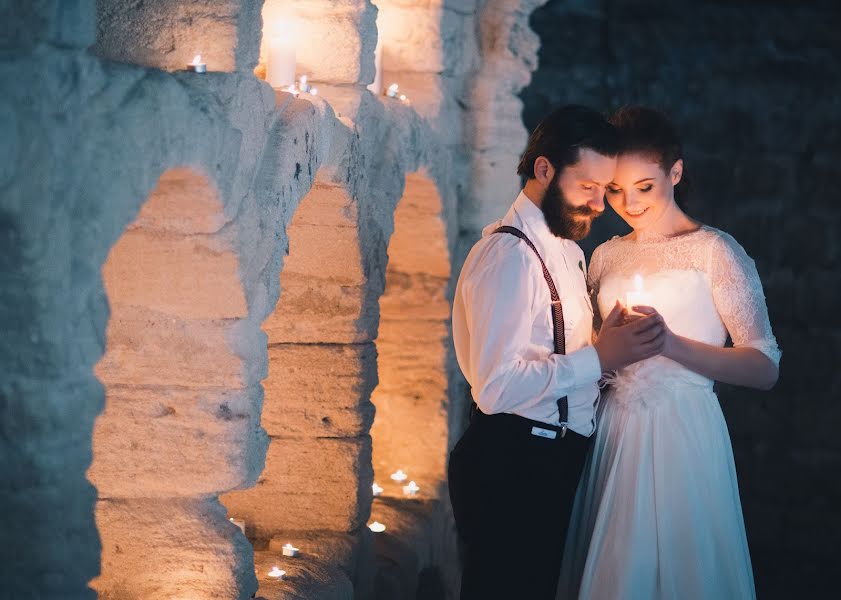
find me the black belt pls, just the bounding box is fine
[470,403,585,442]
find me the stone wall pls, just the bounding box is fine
[521,0,841,597]
[0,1,554,599]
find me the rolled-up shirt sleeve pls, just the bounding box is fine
[460,240,602,416]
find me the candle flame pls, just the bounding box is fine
[633,273,644,291]
[192,54,202,65]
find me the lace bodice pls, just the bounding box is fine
[589,225,781,381]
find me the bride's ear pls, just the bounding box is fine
[670,159,683,186]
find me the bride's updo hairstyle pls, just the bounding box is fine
[609,106,691,210]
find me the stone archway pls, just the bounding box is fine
[89,167,260,600]
[221,179,375,595]
[370,171,451,499]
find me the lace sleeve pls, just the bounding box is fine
[709,231,781,366]
[588,243,605,337]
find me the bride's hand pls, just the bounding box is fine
[631,306,676,358]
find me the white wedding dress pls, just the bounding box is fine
[557,225,781,599]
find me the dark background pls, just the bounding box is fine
[520,0,841,596]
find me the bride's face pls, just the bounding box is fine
[606,153,682,230]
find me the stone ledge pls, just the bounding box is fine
[369,493,459,600]
[252,530,366,600]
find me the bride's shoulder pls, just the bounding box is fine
[700,225,756,266]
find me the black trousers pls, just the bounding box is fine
[448,409,591,600]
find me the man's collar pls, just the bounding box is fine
[513,190,554,244]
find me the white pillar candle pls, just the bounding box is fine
[267,36,296,88]
[625,274,653,314]
[281,543,300,557]
[367,37,383,95]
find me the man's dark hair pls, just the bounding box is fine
[517,105,619,179]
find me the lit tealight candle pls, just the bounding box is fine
[398,93,409,104]
[281,83,300,97]
[625,274,654,314]
[281,543,300,558]
[402,480,420,497]
[187,54,206,74]
[229,517,246,534]
[372,482,384,496]
[267,566,286,579]
[390,469,408,483]
[267,35,296,88]
[385,83,399,98]
[368,521,386,533]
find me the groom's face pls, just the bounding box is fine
[541,148,616,240]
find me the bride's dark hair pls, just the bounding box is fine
[609,106,692,210]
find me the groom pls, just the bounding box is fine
[448,105,666,599]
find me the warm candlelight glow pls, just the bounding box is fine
[368,521,386,533]
[403,480,420,496]
[390,469,408,482]
[625,273,653,314]
[267,34,296,88]
[186,54,206,73]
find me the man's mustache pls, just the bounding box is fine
[566,204,604,218]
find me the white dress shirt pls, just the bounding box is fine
[453,191,603,436]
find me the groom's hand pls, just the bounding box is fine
[600,300,627,330]
[594,302,666,371]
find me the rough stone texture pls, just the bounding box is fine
[93,498,256,599]
[0,0,551,598]
[260,343,378,439]
[93,0,263,73]
[225,436,375,535]
[521,1,841,597]
[259,0,378,85]
[371,171,452,494]
[369,494,459,600]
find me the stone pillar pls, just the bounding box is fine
[89,168,263,599]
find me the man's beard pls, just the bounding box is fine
[540,172,601,240]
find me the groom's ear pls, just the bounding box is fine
[534,156,555,186]
[670,159,683,186]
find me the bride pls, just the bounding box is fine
[558,106,781,599]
